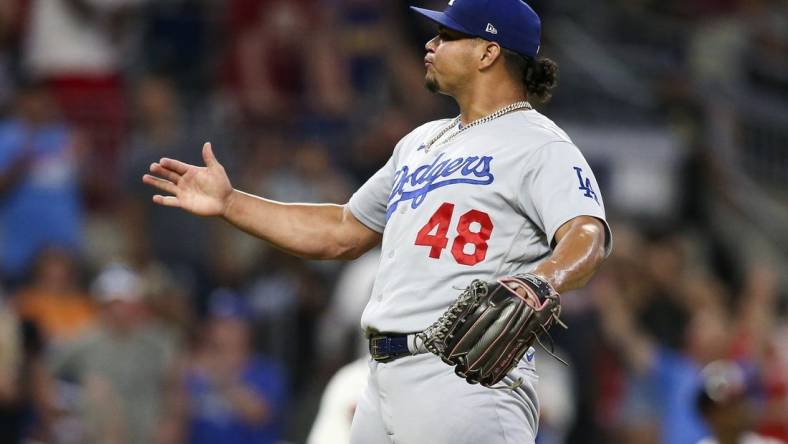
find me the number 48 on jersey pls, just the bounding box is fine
[414,202,493,266]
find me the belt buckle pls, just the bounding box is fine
[370,335,392,363]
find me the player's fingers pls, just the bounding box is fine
[152,195,181,207]
[202,142,219,167]
[159,157,192,175]
[504,280,528,298]
[150,162,181,184]
[142,174,178,196]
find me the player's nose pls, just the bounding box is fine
[425,35,439,52]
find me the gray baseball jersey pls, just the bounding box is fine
[348,109,611,334]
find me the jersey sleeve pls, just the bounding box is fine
[346,153,397,234]
[520,141,612,256]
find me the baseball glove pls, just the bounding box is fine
[416,273,565,389]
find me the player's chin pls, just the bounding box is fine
[424,76,440,93]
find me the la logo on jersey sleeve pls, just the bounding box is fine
[573,167,599,204]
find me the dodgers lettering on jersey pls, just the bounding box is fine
[386,153,494,220]
[348,110,611,334]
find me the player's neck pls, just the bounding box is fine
[454,83,528,125]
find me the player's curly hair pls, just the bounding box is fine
[502,49,559,104]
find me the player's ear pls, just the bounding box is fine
[478,41,502,70]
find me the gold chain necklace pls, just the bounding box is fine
[420,101,533,153]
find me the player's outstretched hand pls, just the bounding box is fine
[142,142,233,217]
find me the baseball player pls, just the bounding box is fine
[143,0,611,442]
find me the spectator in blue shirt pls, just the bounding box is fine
[596,281,739,444]
[0,82,84,283]
[183,290,288,444]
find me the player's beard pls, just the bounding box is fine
[425,76,439,93]
[425,67,449,95]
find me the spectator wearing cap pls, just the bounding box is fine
[48,263,178,444]
[696,361,784,444]
[177,289,288,444]
[594,277,735,443]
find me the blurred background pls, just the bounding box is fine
[0,0,786,443]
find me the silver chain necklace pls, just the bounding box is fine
[419,101,533,153]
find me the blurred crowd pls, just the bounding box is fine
[0,0,786,443]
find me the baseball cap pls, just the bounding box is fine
[91,263,143,303]
[411,0,541,58]
[695,360,750,413]
[208,288,252,321]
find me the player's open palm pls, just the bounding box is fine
[143,143,233,217]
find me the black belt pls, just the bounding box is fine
[369,333,413,363]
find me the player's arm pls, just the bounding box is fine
[221,193,381,260]
[531,215,607,293]
[142,143,382,260]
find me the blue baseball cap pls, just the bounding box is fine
[208,288,252,320]
[411,0,541,58]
